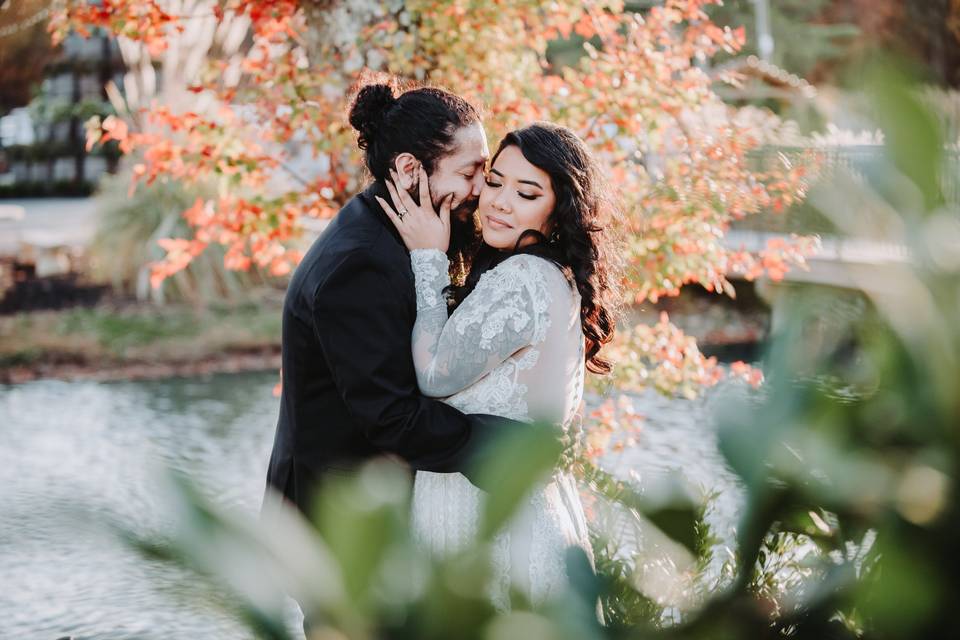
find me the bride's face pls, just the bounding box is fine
[478,145,556,250]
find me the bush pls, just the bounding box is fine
[88,163,281,304]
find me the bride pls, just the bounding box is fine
[376,122,621,610]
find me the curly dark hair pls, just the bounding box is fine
[446,122,624,375]
[348,81,481,181]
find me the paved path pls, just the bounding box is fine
[0,198,99,257]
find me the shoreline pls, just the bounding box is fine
[1,347,281,385]
[1,292,286,385]
[2,282,771,386]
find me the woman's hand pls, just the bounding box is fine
[376,166,453,253]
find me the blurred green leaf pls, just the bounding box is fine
[313,459,414,607]
[863,56,945,213]
[119,469,350,640]
[580,460,701,556]
[475,423,564,540]
[856,536,943,634]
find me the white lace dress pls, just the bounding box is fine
[407,249,594,610]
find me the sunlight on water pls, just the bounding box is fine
[0,372,747,638]
[0,372,302,639]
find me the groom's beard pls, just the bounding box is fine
[450,195,479,222]
[450,192,481,242]
[449,205,480,249]
[446,199,482,279]
[428,190,478,222]
[428,191,480,255]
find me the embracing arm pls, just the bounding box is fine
[313,248,513,478]
[409,250,550,398]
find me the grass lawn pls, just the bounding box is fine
[0,290,284,382]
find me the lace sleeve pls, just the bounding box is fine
[409,250,552,398]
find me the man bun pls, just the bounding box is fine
[347,80,480,182]
[348,83,397,150]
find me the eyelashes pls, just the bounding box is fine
[485,179,539,200]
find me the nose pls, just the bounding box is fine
[470,171,484,197]
[491,188,510,213]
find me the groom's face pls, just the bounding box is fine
[426,122,489,220]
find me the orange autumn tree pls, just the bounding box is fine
[52,0,819,409]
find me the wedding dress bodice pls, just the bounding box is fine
[408,249,593,610]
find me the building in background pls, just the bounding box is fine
[0,27,125,197]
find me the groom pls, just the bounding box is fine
[264,83,519,519]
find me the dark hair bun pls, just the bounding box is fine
[349,83,396,148]
[347,82,479,181]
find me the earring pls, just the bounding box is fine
[550,228,561,243]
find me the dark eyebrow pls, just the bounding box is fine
[490,168,543,189]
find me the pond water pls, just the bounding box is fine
[0,371,745,639]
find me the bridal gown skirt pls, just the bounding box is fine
[411,469,594,610]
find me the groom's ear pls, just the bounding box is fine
[392,153,421,192]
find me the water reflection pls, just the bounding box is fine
[0,372,294,639]
[0,371,744,639]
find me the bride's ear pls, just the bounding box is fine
[392,153,421,192]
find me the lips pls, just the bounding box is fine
[486,214,513,229]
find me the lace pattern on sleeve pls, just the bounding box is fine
[410,248,450,311]
[409,253,553,398]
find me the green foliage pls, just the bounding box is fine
[131,425,610,640]
[706,0,860,78]
[0,296,282,369]
[473,423,564,539]
[90,165,276,304]
[703,57,960,639]
[58,305,204,351]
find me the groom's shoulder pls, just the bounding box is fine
[290,191,400,292]
[303,193,386,258]
[324,192,387,249]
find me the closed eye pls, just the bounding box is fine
[518,193,539,201]
[485,179,502,188]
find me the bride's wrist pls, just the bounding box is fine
[410,249,450,310]
[410,247,448,260]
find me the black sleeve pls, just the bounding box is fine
[313,250,514,485]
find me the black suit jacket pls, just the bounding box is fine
[265,182,516,516]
